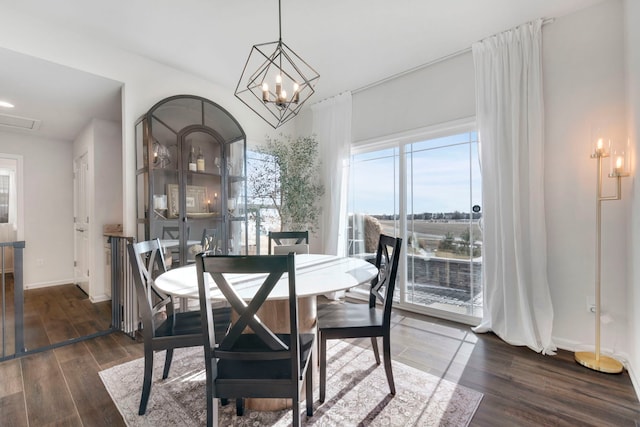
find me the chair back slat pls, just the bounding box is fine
[210,270,288,351]
[268,231,309,254]
[369,235,402,321]
[127,239,173,336]
[273,243,309,255]
[196,254,298,362]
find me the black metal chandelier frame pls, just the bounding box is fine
[234,0,320,129]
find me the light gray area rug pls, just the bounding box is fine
[100,340,482,426]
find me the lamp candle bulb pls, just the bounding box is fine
[262,83,269,102]
[596,138,604,155]
[615,156,623,174]
[275,74,282,98]
[293,83,299,103]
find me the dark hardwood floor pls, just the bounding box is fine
[1,289,639,426]
[1,280,112,355]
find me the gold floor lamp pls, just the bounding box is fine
[574,136,628,374]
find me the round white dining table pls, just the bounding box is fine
[154,253,378,302]
[154,253,378,411]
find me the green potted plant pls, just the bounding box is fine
[248,134,324,233]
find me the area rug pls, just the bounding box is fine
[99,340,482,426]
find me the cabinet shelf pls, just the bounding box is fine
[184,170,222,178]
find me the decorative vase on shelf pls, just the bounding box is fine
[197,147,205,172]
[188,145,197,172]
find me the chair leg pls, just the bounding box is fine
[292,391,301,427]
[162,348,174,379]
[220,398,228,406]
[383,334,395,395]
[306,358,313,416]
[236,398,244,416]
[319,334,327,403]
[371,336,381,365]
[139,349,154,415]
[205,359,214,427]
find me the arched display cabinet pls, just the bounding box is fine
[135,95,247,266]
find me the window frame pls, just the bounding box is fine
[348,117,481,326]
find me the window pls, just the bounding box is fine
[348,123,482,322]
[246,150,281,254]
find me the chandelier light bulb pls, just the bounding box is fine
[293,83,300,103]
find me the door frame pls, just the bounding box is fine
[0,154,24,241]
[73,151,90,294]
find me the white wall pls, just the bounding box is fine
[624,0,640,390]
[544,0,628,357]
[0,130,74,287]
[352,51,475,142]
[0,6,276,239]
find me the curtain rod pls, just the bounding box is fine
[351,17,555,95]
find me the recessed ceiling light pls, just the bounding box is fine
[0,101,15,108]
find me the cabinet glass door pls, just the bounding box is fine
[181,130,223,263]
[136,95,248,267]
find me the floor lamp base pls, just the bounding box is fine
[575,351,623,374]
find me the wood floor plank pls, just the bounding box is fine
[0,392,29,427]
[23,313,50,350]
[43,319,81,343]
[80,333,130,368]
[21,351,80,426]
[57,346,126,427]
[0,358,23,398]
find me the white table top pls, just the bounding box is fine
[154,253,378,301]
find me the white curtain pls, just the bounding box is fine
[472,19,556,355]
[311,92,352,256]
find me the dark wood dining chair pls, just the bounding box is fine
[268,231,309,254]
[317,234,402,402]
[200,228,218,253]
[196,253,315,427]
[127,238,231,416]
[161,225,190,266]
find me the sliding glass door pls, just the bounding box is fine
[348,124,482,322]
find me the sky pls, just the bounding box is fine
[349,133,481,215]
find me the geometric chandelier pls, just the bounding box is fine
[234,0,320,129]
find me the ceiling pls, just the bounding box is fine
[0,0,604,140]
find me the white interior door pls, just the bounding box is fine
[73,153,90,295]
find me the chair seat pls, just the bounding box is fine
[318,302,384,333]
[217,333,315,380]
[155,307,232,342]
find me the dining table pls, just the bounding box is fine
[154,253,378,411]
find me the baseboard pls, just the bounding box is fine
[24,278,76,289]
[90,293,111,303]
[627,362,640,402]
